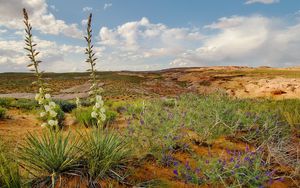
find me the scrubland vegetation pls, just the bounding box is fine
[0,9,299,188]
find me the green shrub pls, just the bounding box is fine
[0,98,13,108]
[10,99,38,110]
[0,107,6,120]
[80,129,131,183]
[174,150,270,187]
[73,107,97,128]
[18,131,82,187]
[73,107,117,127]
[53,99,76,113]
[105,110,117,125]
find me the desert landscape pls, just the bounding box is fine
[0,66,300,187]
[1,1,300,188]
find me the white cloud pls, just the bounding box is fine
[171,15,300,67]
[83,7,93,12]
[0,29,7,35]
[0,37,84,72]
[0,0,82,39]
[104,3,112,10]
[99,17,204,56]
[245,0,279,4]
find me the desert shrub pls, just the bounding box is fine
[125,100,145,117]
[79,99,93,107]
[10,99,38,111]
[162,98,177,108]
[53,99,76,113]
[126,98,189,161]
[173,149,272,187]
[18,131,82,187]
[110,101,127,113]
[0,141,23,188]
[0,98,13,108]
[279,100,300,131]
[80,129,131,184]
[0,107,6,120]
[105,110,117,125]
[73,107,97,127]
[73,107,117,127]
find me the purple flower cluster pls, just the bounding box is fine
[172,146,278,186]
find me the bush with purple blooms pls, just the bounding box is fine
[173,148,275,187]
[125,98,189,164]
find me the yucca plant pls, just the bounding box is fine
[18,130,83,188]
[84,13,106,127]
[0,141,23,188]
[0,155,23,188]
[23,8,62,129]
[80,128,131,185]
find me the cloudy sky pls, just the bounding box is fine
[0,0,300,72]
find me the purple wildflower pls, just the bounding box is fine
[140,119,145,125]
[173,170,179,176]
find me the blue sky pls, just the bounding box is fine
[0,0,300,72]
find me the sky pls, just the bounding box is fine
[0,0,300,72]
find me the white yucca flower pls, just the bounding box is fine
[40,112,46,117]
[49,101,56,108]
[45,94,51,99]
[76,97,81,108]
[48,120,58,127]
[95,102,101,108]
[44,105,51,112]
[35,93,40,101]
[49,110,57,118]
[91,111,98,118]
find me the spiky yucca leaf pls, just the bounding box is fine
[18,131,83,187]
[80,129,131,182]
[0,141,23,188]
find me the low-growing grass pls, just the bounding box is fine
[126,93,296,164]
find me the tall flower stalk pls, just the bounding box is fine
[23,8,59,129]
[85,13,106,126]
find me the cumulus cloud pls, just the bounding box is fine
[104,3,112,10]
[245,0,279,4]
[99,17,204,57]
[0,0,82,39]
[171,15,300,67]
[0,37,84,72]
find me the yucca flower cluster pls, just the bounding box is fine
[35,88,59,128]
[76,97,81,108]
[23,8,59,129]
[91,95,106,124]
[85,13,106,125]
